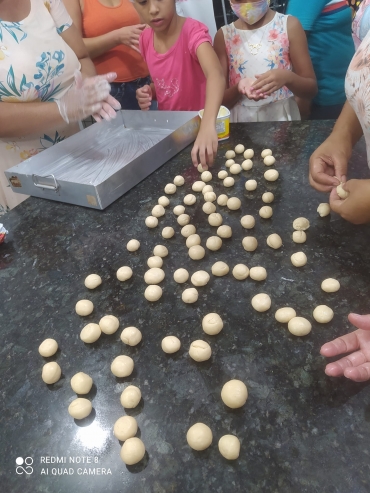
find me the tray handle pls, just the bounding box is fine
[32,174,59,192]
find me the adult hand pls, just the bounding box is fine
[91,72,121,122]
[321,314,370,382]
[238,77,266,101]
[251,69,289,96]
[191,122,218,168]
[309,137,349,192]
[116,24,146,54]
[329,179,370,224]
[136,84,152,110]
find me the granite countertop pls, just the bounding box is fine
[1,121,370,493]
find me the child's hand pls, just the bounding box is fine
[191,122,218,168]
[329,179,370,224]
[238,78,267,101]
[136,84,152,111]
[251,69,290,96]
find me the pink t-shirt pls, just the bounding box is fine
[139,18,212,111]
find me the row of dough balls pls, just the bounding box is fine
[173,265,267,286]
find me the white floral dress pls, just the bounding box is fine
[0,0,80,209]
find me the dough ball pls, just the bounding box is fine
[313,305,334,323]
[321,278,340,293]
[251,293,271,312]
[38,338,58,357]
[153,245,168,257]
[173,205,185,216]
[183,194,196,206]
[206,236,222,251]
[250,266,267,281]
[177,213,190,226]
[223,177,235,187]
[218,170,228,179]
[204,191,216,203]
[202,313,223,335]
[42,362,61,384]
[291,251,307,267]
[230,163,242,175]
[235,144,245,154]
[242,236,258,251]
[192,180,206,192]
[264,155,276,166]
[145,216,158,228]
[217,194,229,206]
[189,340,212,361]
[164,183,177,194]
[197,163,208,173]
[232,264,249,280]
[173,268,189,283]
[120,385,141,408]
[188,245,205,260]
[158,196,170,207]
[127,239,140,252]
[264,169,279,181]
[211,261,229,277]
[181,224,196,238]
[242,159,253,171]
[80,323,101,343]
[117,266,133,281]
[68,398,92,420]
[243,148,254,159]
[262,192,274,203]
[275,307,296,323]
[191,270,210,287]
[288,317,312,336]
[259,205,273,218]
[120,437,145,465]
[208,213,223,227]
[267,233,282,249]
[221,380,248,408]
[162,226,175,239]
[111,355,134,377]
[245,179,257,191]
[225,150,236,159]
[227,197,241,210]
[202,202,216,214]
[317,203,330,217]
[201,171,212,183]
[75,300,94,316]
[261,148,272,158]
[120,326,142,346]
[161,336,181,354]
[240,215,255,229]
[144,285,163,301]
[70,372,93,394]
[84,274,102,290]
[114,416,138,441]
[182,287,199,303]
[217,225,232,238]
[293,217,310,231]
[173,175,185,186]
[99,315,119,334]
[337,182,349,199]
[187,423,213,451]
[151,205,165,218]
[218,435,240,460]
[186,234,201,248]
[225,159,234,168]
[292,230,306,244]
[202,185,213,195]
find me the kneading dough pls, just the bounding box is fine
[208,213,223,227]
[261,149,272,158]
[218,170,228,179]
[192,181,206,192]
[235,144,245,154]
[251,293,271,312]
[259,205,273,218]
[144,285,163,301]
[99,315,119,334]
[321,278,340,293]
[217,194,229,206]
[245,179,257,191]
[182,288,199,303]
[187,423,213,451]
[227,197,241,210]
[250,266,267,281]
[292,231,306,244]
[225,150,236,159]
[117,266,133,281]
[147,254,163,267]
[264,169,279,181]
[173,205,185,216]
[145,216,158,228]
[317,203,330,217]
[201,171,212,182]
[181,224,196,238]
[230,163,242,175]
[114,416,138,441]
[75,300,94,316]
[189,340,212,361]
[232,264,249,280]
[120,437,145,465]
[202,202,216,214]
[144,268,165,284]
[184,194,196,206]
[291,251,307,267]
[206,236,222,251]
[293,217,310,231]
[68,398,92,420]
[173,175,185,186]
[267,233,282,249]
[212,261,229,276]
[288,317,312,336]
[217,225,232,238]
[223,177,235,187]
[337,182,349,199]
[161,336,181,354]
[218,435,240,460]
[188,245,205,260]
[242,236,258,251]
[221,380,248,408]
[84,274,102,289]
[275,307,296,323]
[202,313,223,335]
[264,155,275,166]
[120,385,141,408]
[177,213,190,226]
[191,270,210,287]
[80,323,101,343]
[244,148,254,159]
[202,185,213,195]
[151,205,165,218]
[127,239,140,252]
[153,245,168,257]
[242,159,253,171]
[162,226,175,239]
[70,372,93,394]
[158,196,170,207]
[120,326,142,346]
[186,234,201,248]
[39,338,58,357]
[165,183,177,194]
[111,355,134,377]
[42,362,61,384]
[173,268,189,283]
[241,215,255,229]
[204,191,216,203]
[313,305,334,323]
[262,192,274,203]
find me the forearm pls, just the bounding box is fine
[202,71,226,127]
[330,101,363,153]
[80,56,96,78]
[83,32,120,60]
[222,84,242,110]
[285,71,317,99]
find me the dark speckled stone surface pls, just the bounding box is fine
[1,121,370,493]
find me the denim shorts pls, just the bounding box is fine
[110,76,155,110]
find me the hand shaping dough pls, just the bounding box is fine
[235,144,245,154]
[242,236,258,251]
[192,181,206,192]
[321,278,340,293]
[127,239,140,252]
[261,149,272,158]
[153,245,168,257]
[201,171,212,183]
[202,313,223,335]
[250,266,267,281]
[218,435,240,460]
[264,169,279,181]
[337,182,349,199]
[291,252,307,267]
[173,268,189,283]
[75,300,94,316]
[204,192,216,203]
[217,225,232,238]
[111,355,134,377]
[70,372,93,394]
[162,226,175,239]
[288,317,312,336]
[223,177,235,187]
[317,203,331,217]
[221,380,248,408]
[275,307,296,323]
[245,179,257,191]
[186,234,201,248]
[161,336,181,354]
[42,362,61,384]
[189,340,212,361]
[251,293,271,312]
[217,194,229,206]
[293,217,310,231]
[145,216,158,228]
[68,398,92,420]
[181,224,196,238]
[227,197,241,210]
[313,305,334,323]
[173,205,185,216]
[99,315,119,334]
[84,274,102,289]
[144,285,163,301]
[164,183,177,194]
[211,261,229,276]
[182,288,199,303]
[184,194,196,206]
[244,148,254,159]
[206,236,222,251]
[208,213,223,227]
[120,437,145,465]
[120,385,141,408]
[267,233,282,249]
[292,231,306,244]
[225,159,235,168]
[230,163,242,175]
[225,150,236,159]
[151,205,165,218]
[147,254,164,268]
[240,215,255,229]
[232,264,249,280]
[262,192,274,203]
[120,326,142,346]
[259,206,273,218]
[218,170,228,179]
[158,196,170,207]
[203,202,216,214]
[197,163,208,172]
[173,175,185,186]
[177,213,190,226]
[191,270,210,287]
[242,159,253,170]
[188,245,205,260]
[117,266,133,281]
[39,338,58,357]
[187,423,213,451]
[80,323,101,343]
[114,416,138,441]
[263,155,275,166]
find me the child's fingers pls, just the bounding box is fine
[251,76,269,90]
[206,144,214,166]
[191,144,199,167]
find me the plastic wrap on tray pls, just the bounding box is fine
[0,223,8,244]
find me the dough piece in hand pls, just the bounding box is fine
[153,245,168,257]
[263,155,275,166]
[211,261,229,276]
[235,144,245,154]
[202,313,223,335]
[120,437,145,465]
[261,149,272,158]
[321,278,340,293]
[187,423,213,451]
[173,268,189,283]
[75,300,94,316]
[127,239,140,252]
[99,315,119,334]
[165,183,177,194]
[241,215,255,229]
[337,182,349,199]
[245,179,257,191]
[230,163,242,175]
[111,355,134,377]
[114,416,138,441]
[191,270,210,287]
[291,252,307,267]
[186,234,201,248]
[173,205,185,216]
[151,205,165,218]
[251,293,271,312]
[317,203,331,217]
[249,266,267,281]
[264,169,279,181]
[188,245,205,260]
[217,225,232,238]
[117,266,133,281]
[84,274,102,289]
[313,305,334,323]
[120,385,141,408]
[181,224,196,238]
[162,226,175,239]
[262,192,274,203]
[182,288,199,303]
[201,171,212,182]
[80,323,101,343]
[144,285,163,301]
[218,170,228,179]
[158,196,170,207]
[144,267,165,284]
[223,177,235,187]
[218,435,240,460]
[267,233,282,249]
[189,340,211,361]
[244,148,254,159]
[217,194,229,206]
[288,317,311,336]
[202,185,213,195]
[227,197,241,210]
[221,380,248,408]
[39,338,58,357]
[184,194,196,206]
[275,307,296,323]
[197,163,208,172]
[177,213,190,226]
[120,326,142,346]
[208,213,223,227]
[173,175,185,186]
[242,236,258,251]
[145,216,158,228]
[203,202,216,214]
[192,181,206,192]
[206,236,222,251]
[70,372,93,394]
[259,205,273,218]
[42,362,61,384]
[161,336,181,354]
[225,150,236,159]
[242,159,253,170]
[68,398,92,420]
[204,191,216,203]
[225,159,235,167]
[232,264,249,280]
[292,231,306,244]
[293,217,310,231]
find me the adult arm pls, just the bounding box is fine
[285,0,328,31]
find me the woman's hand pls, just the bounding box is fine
[191,122,218,168]
[91,72,121,122]
[251,69,290,96]
[329,179,370,224]
[309,137,349,192]
[238,77,267,101]
[136,84,152,110]
[116,24,146,53]
[321,314,370,382]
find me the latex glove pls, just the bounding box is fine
[309,137,348,192]
[238,77,267,102]
[116,24,146,54]
[91,72,121,122]
[136,84,152,110]
[191,121,218,168]
[329,179,370,224]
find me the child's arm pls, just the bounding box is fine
[136,82,156,110]
[191,42,226,167]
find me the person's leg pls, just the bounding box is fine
[109,82,126,108]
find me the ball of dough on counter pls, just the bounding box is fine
[337,182,349,199]
[80,323,101,343]
[235,144,245,154]
[197,163,208,173]
[158,196,170,207]
[227,197,241,210]
[230,163,242,175]
[75,300,94,316]
[317,203,331,217]
[70,372,93,394]
[217,194,229,206]
[39,338,58,357]
[120,437,145,465]
[259,206,273,219]
[114,416,138,441]
[291,251,307,267]
[204,191,217,203]
[264,155,275,166]
[188,245,205,260]
[186,234,201,248]
[68,398,92,420]
[262,192,274,203]
[153,245,168,257]
[151,205,165,218]
[120,385,141,408]
[267,233,282,249]
[321,278,340,293]
[264,169,279,181]
[42,362,61,384]
[208,213,223,227]
[225,160,235,168]
[177,213,190,226]
[189,340,212,361]
[202,185,213,195]
[162,226,175,239]
[250,266,267,281]
[223,177,235,187]
[173,268,189,283]
[313,305,334,323]
[111,355,134,377]
[242,236,258,251]
[245,179,257,191]
[288,317,312,336]
[201,171,212,182]
[206,236,222,251]
[161,336,181,354]
[275,307,296,323]
[173,205,185,216]
[145,216,158,228]
[211,261,229,276]
[99,315,119,334]
[217,225,232,239]
[191,270,210,287]
[225,150,236,159]
[293,217,310,231]
[244,148,254,159]
[144,285,163,301]
[202,313,223,335]
[218,435,240,460]
[173,175,185,186]
[182,287,199,303]
[221,380,248,408]
[232,264,249,280]
[251,293,271,312]
[218,170,228,179]
[181,224,196,238]
[240,215,255,229]
[164,183,177,194]
[84,274,102,290]
[144,267,165,284]
[292,230,306,244]
[120,326,142,346]
[184,194,196,206]
[187,423,213,451]
[202,202,216,214]
[242,159,253,171]
[117,266,133,281]
[261,149,272,158]
[192,181,206,192]
[127,239,140,252]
